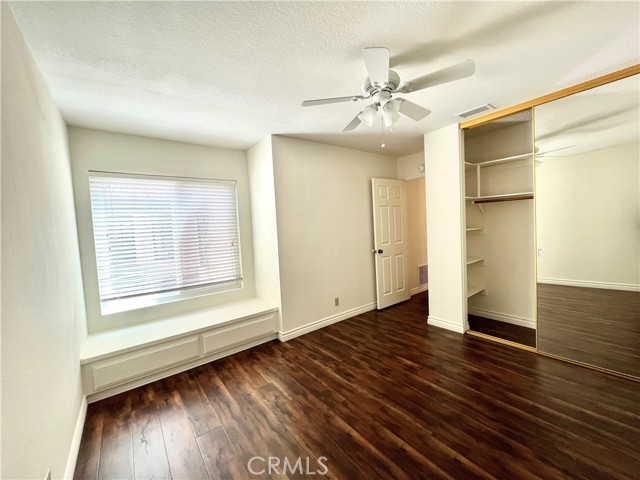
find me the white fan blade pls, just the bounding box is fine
[398,99,431,121]
[302,95,366,107]
[342,114,362,132]
[363,47,390,86]
[397,59,475,94]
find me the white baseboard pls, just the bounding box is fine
[468,307,535,329]
[410,284,428,295]
[278,302,376,342]
[537,277,640,292]
[427,315,466,334]
[64,396,88,479]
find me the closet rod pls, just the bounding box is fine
[473,194,534,204]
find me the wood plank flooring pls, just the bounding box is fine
[468,315,537,347]
[537,283,640,378]
[75,292,640,479]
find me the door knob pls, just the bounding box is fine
[377,249,383,254]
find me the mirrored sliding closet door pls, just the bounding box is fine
[534,74,640,378]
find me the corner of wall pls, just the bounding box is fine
[2,5,87,478]
[247,136,283,330]
[63,396,88,479]
[397,151,426,181]
[423,125,467,333]
[269,137,397,335]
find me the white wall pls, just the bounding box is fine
[397,151,425,181]
[271,136,397,337]
[397,152,428,293]
[1,5,87,479]
[536,142,640,289]
[247,137,282,320]
[424,125,467,333]
[68,127,257,333]
[404,176,428,292]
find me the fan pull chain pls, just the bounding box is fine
[380,118,386,149]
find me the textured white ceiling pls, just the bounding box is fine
[535,73,640,159]
[8,1,640,157]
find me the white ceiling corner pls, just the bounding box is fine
[8,1,640,157]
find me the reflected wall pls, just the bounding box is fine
[534,74,640,378]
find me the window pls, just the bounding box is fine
[89,172,242,314]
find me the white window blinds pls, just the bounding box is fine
[89,172,242,308]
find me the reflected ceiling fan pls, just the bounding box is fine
[301,47,475,132]
[534,145,576,165]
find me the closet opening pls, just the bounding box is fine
[463,109,537,349]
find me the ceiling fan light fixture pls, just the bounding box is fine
[358,104,377,127]
[381,99,400,128]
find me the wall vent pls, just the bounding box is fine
[456,104,495,119]
[418,264,428,286]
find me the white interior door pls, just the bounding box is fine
[372,178,410,309]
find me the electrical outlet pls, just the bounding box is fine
[334,297,340,306]
[44,469,51,480]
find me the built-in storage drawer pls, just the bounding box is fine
[91,336,200,391]
[202,313,276,355]
[82,307,279,401]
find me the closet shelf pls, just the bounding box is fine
[465,152,532,168]
[467,192,534,204]
[466,256,484,265]
[467,285,486,298]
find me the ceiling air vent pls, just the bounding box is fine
[456,104,495,119]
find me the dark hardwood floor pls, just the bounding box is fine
[75,292,640,479]
[468,315,537,347]
[537,283,640,378]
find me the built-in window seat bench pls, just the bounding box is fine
[80,298,279,402]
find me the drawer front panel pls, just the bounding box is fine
[202,314,275,355]
[92,336,200,390]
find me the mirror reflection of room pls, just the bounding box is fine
[535,74,640,377]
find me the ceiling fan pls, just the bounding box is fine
[534,145,576,166]
[301,47,475,132]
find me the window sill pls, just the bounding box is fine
[100,281,242,315]
[81,297,278,364]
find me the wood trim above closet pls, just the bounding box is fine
[460,63,640,129]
